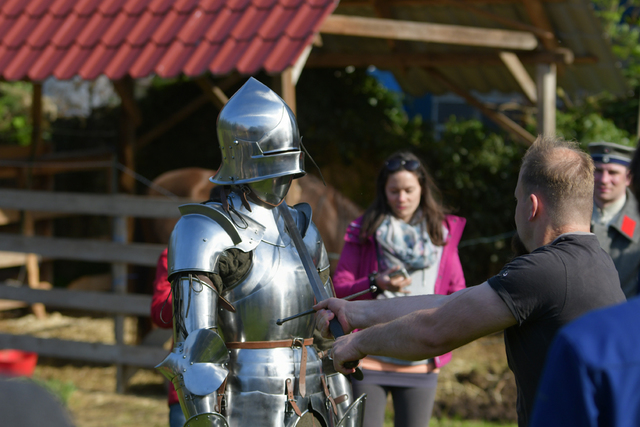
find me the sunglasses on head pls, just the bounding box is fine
[385,159,420,172]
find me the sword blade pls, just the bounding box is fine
[278,203,329,303]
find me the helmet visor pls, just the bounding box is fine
[248,176,293,206]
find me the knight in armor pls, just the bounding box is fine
[156,77,366,427]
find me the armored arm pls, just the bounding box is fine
[157,203,261,426]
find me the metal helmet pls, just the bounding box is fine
[210,77,305,186]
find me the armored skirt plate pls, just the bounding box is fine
[224,346,328,427]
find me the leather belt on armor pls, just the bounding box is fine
[226,338,314,400]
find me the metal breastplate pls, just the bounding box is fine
[218,241,317,342]
[217,197,328,342]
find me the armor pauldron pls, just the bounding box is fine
[168,203,265,277]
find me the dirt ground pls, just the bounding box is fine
[0,311,517,426]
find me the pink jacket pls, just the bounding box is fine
[150,248,179,406]
[332,214,466,368]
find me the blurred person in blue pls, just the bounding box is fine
[589,141,640,298]
[530,140,640,427]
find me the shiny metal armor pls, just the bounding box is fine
[157,192,365,427]
[211,77,305,186]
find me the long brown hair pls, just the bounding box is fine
[360,151,448,245]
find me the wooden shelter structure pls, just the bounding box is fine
[0,0,628,150]
[0,0,628,391]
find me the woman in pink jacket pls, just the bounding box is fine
[332,151,466,427]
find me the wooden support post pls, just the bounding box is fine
[110,150,130,393]
[500,52,537,104]
[112,215,128,394]
[114,77,138,195]
[279,68,297,115]
[23,211,46,319]
[194,76,230,110]
[292,45,313,86]
[426,68,535,146]
[25,82,47,319]
[536,63,557,137]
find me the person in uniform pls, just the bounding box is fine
[589,141,639,298]
[156,77,365,427]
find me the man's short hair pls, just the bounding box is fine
[520,135,594,225]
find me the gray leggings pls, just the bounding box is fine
[351,380,438,427]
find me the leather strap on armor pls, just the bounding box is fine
[321,375,338,416]
[286,378,302,416]
[227,338,313,399]
[334,394,348,405]
[196,274,236,313]
[294,338,308,397]
[215,377,228,413]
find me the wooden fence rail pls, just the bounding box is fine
[0,188,186,217]
[0,234,165,266]
[0,284,153,316]
[0,188,184,390]
[0,283,170,368]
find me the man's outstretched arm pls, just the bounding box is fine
[316,282,517,375]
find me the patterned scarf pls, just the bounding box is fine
[375,213,438,272]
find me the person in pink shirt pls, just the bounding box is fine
[150,248,185,427]
[332,151,466,427]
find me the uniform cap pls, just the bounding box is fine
[588,142,635,167]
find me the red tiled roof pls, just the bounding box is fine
[0,0,337,81]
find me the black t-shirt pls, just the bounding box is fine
[488,233,625,426]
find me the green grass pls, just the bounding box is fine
[383,407,517,427]
[383,418,517,427]
[31,377,77,405]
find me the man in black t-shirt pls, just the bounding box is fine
[315,136,626,427]
[488,233,623,423]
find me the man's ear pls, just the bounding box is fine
[626,169,632,187]
[529,194,539,221]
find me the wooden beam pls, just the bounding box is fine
[27,82,46,319]
[116,76,137,194]
[137,94,209,150]
[113,78,142,127]
[0,284,153,317]
[500,51,537,103]
[194,76,230,110]
[536,63,557,136]
[138,74,243,150]
[0,251,39,268]
[292,44,314,85]
[320,15,539,50]
[450,0,554,40]
[280,68,297,114]
[0,333,168,368]
[23,211,46,319]
[306,51,583,68]
[0,189,186,218]
[522,0,557,50]
[426,68,535,146]
[0,234,165,267]
[340,0,565,5]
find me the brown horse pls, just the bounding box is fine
[142,167,363,272]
